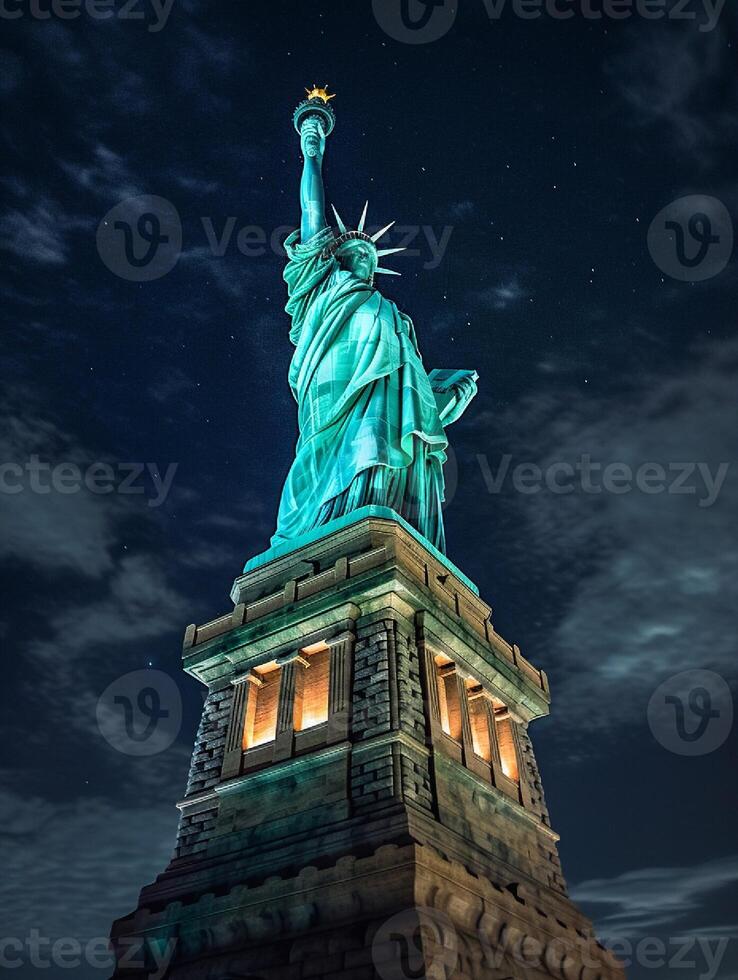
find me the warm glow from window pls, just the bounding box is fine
[467,684,492,762]
[296,645,330,731]
[244,666,281,749]
[435,655,462,741]
[495,711,519,782]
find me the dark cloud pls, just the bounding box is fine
[147,367,198,404]
[466,339,738,739]
[0,48,24,96]
[475,278,529,311]
[0,785,183,945]
[0,388,127,575]
[606,22,738,167]
[572,855,738,938]
[450,200,475,219]
[0,198,84,267]
[59,143,141,200]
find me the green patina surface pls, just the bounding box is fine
[262,95,478,560]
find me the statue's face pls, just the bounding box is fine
[337,241,377,282]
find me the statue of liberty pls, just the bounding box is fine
[272,87,478,556]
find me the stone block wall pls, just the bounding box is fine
[112,843,624,980]
[174,684,232,860]
[398,741,434,813]
[349,609,433,817]
[518,723,552,829]
[351,615,395,741]
[517,723,567,894]
[175,805,219,861]
[394,619,426,744]
[183,685,233,795]
[350,741,396,811]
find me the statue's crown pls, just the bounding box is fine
[323,202,406,277]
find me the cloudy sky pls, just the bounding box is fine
[1,1,736,977]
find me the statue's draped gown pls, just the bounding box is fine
[272,226,449,553]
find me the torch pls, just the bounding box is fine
[293,85,337,156]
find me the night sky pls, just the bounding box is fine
[2,1,737,977]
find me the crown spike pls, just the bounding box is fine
[376,247,406,258]
[375,267,402,276]
[370,221,395,243]
[357,201,369,234]
[331,205,348,234]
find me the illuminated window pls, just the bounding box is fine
[495,709,519,783]
[435,656,462,741]
[244,665,281,749]
[296,643,330,731]
[467,683,492,762]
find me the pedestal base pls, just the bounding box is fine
[110,516,623,980]
[244,505,479,597]
[112,842,622,979]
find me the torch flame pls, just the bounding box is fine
[305,84,336,104]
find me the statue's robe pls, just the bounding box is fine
[272,226,449,552]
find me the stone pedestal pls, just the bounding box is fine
[109,513,624,980]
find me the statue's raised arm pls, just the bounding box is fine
[275,86,478,558]
[299,117,327,241]
[294,86,336,242]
